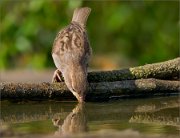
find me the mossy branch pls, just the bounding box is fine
[87,57,179,82]
[0,79,179,101]
[0,58,179,101]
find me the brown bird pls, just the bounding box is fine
[52,7,92,102]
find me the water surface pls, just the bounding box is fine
[1,96,179,137]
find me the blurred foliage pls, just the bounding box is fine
[0,0,179,69]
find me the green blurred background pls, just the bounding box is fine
[0,0,179,70]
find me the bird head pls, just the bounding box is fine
[63,65,88,103]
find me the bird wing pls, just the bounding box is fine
[52,24,91,70]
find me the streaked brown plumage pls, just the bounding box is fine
[52,7,92,102]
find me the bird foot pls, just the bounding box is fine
[52,69,64,83]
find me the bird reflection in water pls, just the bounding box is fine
[52,104,87,137]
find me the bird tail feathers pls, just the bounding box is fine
[72,7,91,26]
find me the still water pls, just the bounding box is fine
[1,96,179,138]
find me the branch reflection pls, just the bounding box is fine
[129,98,180,127]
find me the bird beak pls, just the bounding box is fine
[72,92,85,103]
[78,96,85,103]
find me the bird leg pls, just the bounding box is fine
[52,69,64,83]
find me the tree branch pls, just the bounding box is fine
[1,79,179,101]
[0,58,179,101]
[87,57,179,82]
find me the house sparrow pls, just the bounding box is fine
[52,7,92,102]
